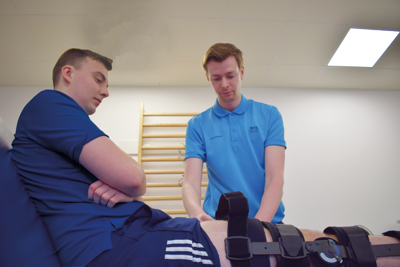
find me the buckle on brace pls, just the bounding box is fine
[279,236,307,260]
[225,236,253,261]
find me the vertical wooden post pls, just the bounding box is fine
[137,102,144,165]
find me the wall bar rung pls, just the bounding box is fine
[142,157,184,162]
[164,210,188,214]
[143,123,187,127]
[143,134,186,138]
[145,170,207,174]
[142,145,185,150]
[147,182,208,187]
[144,113,198,116]
[143,195,205,201]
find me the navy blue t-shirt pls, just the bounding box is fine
[12,90,144,266]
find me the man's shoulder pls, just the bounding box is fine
[190,106,214,121]
[19,90,89,131]
[246,98,278,113]
[27,89,72,107]
[247,98,272,107]
[35,89,72,100]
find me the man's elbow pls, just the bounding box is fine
[127,170,146,196]
[132,183,146,197]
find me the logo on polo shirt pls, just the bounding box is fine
[210,135,222,140]
[249,126,259,134]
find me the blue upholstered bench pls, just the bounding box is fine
[0,117,62,266]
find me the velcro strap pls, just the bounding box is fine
[325,226,377,267]
[215,191,248,220]
[215,192,249,238]
[324,226,357,267]
[276,224,307,259]
[341,226,376,267]
[216,192,251,266]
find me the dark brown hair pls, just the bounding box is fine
[52,48,113,87]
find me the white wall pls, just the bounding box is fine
[1,86,399,234]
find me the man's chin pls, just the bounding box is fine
[220,93,237,102]
[86,108,96,116]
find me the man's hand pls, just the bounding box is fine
[88,180,139,208]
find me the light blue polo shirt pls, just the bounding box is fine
[185,95,286,223]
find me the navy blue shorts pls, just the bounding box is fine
[88,205,220,266]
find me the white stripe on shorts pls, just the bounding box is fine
[165,239,214,265]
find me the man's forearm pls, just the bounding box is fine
[255,177,283,222]
[80,136,146,197]
[183,158,211,220]
[182,183,205,218]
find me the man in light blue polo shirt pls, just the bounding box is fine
[183,43,287,223]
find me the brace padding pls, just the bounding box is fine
[247,218,270,267]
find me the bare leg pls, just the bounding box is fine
[201,221,400,267]
[369,235,400,266]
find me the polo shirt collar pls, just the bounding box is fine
[212,94,249,117]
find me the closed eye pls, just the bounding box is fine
[93,71,106,84]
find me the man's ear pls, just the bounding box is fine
[61,65,73,84]
[240,66,244,80]
[205,72,210,82]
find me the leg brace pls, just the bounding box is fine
[216,192,400,267]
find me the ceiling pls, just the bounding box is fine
[1,0,400,90]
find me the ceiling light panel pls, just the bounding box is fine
[328,28,399,67]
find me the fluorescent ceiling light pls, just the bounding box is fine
[328,28,399,67]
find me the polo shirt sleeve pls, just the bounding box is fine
[19,91,107,162]
[184,116,206,161]
[265,106,287,149]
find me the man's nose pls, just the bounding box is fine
[221,77,229,88]
[101,86,109,98]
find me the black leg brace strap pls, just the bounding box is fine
[215,192,252,266]
[216,192,400,267]
[216,192,276,266]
